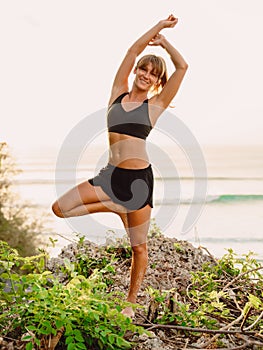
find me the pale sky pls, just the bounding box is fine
[1,0,263,156]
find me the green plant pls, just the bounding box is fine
[174,242,185,253]
[0,240,146,349]
[190,250,263,326]
[146,286,217,328]
[144,249,263,334]
[0,142,44,256]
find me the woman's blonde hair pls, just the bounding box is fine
[136,54,168,95]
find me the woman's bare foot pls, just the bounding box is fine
[121,306,135,319]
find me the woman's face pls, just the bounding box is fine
[134,62,159,91]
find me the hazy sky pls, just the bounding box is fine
[1,0,263,156]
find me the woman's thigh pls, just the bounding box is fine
[54,181,111,213]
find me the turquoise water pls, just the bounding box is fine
[12,145,263,259]
[210,194,263,203]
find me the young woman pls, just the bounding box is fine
[52,14,188,318]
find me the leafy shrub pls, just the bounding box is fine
[146,248,263,331]
[0,240,146,349]
[0,142,44,256]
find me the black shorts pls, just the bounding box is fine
[88,163,153,210]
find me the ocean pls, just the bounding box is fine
[12,144,263,260]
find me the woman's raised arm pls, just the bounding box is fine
[109,15,178,104]
[149,26,188,110]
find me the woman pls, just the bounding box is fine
[52,14,188,318]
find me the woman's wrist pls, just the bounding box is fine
[160,37,169,50]
[157,20,165,31]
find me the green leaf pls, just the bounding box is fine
[76,343,87,349]
[55,319,64,329]
[97,339,104,349]
[42,270,52,276]
[116,336,130,348]
[68,343,76,350]
[94,313,100,321]
[75,333,85,342]
[61,311,67,320]
[35,338,41,346]
[38,328,51,335]
[66,336,74,345]
[42,320,52,328]
[108,334,115,344]
[26,343,33,350]
[65,324,73,334]
[249,294,262,309]
[22,335,33,341]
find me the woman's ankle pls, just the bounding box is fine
[126,296,137,304]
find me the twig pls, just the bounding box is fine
[132,322,256,335]
[228,288,243,312]
[237,333,263,347]
[199,245,218,263]
[160,336,180,346]
[227,333,236,347]
[137,313,154,325]
[240,305,252,331]
[184,343,249,350]
[255,332,263,340]
[54,232,77,243]
[2,335,19,342]
[222,266,263,292]
[244,310,263,331]
[183,338,189,349]
[194,226,201,246]
[197,314,244,348]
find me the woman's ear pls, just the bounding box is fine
[133,67,137,74]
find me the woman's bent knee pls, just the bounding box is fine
[51,201,64,218]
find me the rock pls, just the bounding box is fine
[46,234,215,307]
[132,331,171,350]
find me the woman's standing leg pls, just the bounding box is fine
[52,180,149,318]
[121,204,151,317]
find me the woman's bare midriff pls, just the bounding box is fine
[108,132,149,169]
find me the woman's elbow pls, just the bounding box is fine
[180,62,189,71]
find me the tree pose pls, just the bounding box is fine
[52,14,188,318]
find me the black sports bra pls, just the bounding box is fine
[107,92,152,140]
